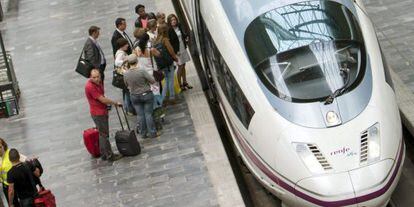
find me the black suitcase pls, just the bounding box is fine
[114,106,141,156]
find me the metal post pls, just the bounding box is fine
[0,2,3,22]
[0,30,18,115]
[0,31,9,76]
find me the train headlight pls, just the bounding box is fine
[293,143,325,174]
[367,123,381,162]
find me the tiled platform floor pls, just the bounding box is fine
[0,0,221,206]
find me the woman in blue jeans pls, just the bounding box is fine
[153,24,178,104]
[123,54,160,138]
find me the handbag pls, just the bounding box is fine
[153,40,174,69]
[75,47,93,78]
[150,52,164,82]
[112,62,128,90]
[153,70,164,82]
[34,189,56,207]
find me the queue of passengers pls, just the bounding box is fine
[83,4,193,161]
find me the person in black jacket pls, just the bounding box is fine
[111,18,133,57]
[167,14,193,90]
[135,4,156,29]
[83,26,106,80]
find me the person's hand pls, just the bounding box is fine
[115,102,122,107]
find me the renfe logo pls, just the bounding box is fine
[330,147,350,156]
[330,147,357,157]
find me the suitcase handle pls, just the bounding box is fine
[115,105,131,131]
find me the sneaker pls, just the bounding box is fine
[149,131,162,138]
[126,112,134,116]
[108,154,123,161]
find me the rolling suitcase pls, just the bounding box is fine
[34,189,56,207]
[115,106,141,156]
[83,128,100,157]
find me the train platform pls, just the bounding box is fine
[0,0,243,206]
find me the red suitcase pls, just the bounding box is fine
[34,189,56,207]
[83,128,100,157]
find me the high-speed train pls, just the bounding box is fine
[176,0,405,206]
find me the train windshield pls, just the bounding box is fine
[244,1,365,102]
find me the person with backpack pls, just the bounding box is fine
[153,23,178,105]
[6,149,37,207]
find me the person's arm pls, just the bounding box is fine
[97,96,121,106]
[179,24,189,42]
[123,73,129,89]
[135,17,140,28]
[111,35,117,57]
[150,48,160,57]
[84,42,99,68]
[163,39,178,62]
[143,70,156,84]
[88,85,122,106]
[8,183,14,207]
[114,52,126,67]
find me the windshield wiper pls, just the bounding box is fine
[324,66,351,105]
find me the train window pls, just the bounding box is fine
[244,1,366,103]
[201,17,255,128]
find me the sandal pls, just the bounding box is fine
[180,85,187,91]
[183,82,193,89]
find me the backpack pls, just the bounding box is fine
[153,41,174,69]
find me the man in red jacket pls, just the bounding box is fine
[85,69,122,161]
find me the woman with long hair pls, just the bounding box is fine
[154,23,178,104]
[167,14,193,91]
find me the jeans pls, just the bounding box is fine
[161,65,175,99]
[123,90,135,114]
[91,115,114,159]
[131,92,156,137]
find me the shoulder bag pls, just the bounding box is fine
[112,62,128,90]
[150,48,164,82]
[75,47,93,78]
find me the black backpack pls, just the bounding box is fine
[25,158,44,188]
[153,42,173,69]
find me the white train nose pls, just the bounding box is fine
[295,171,356,206]
[350,159,393,194]
[293,145,404,207]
